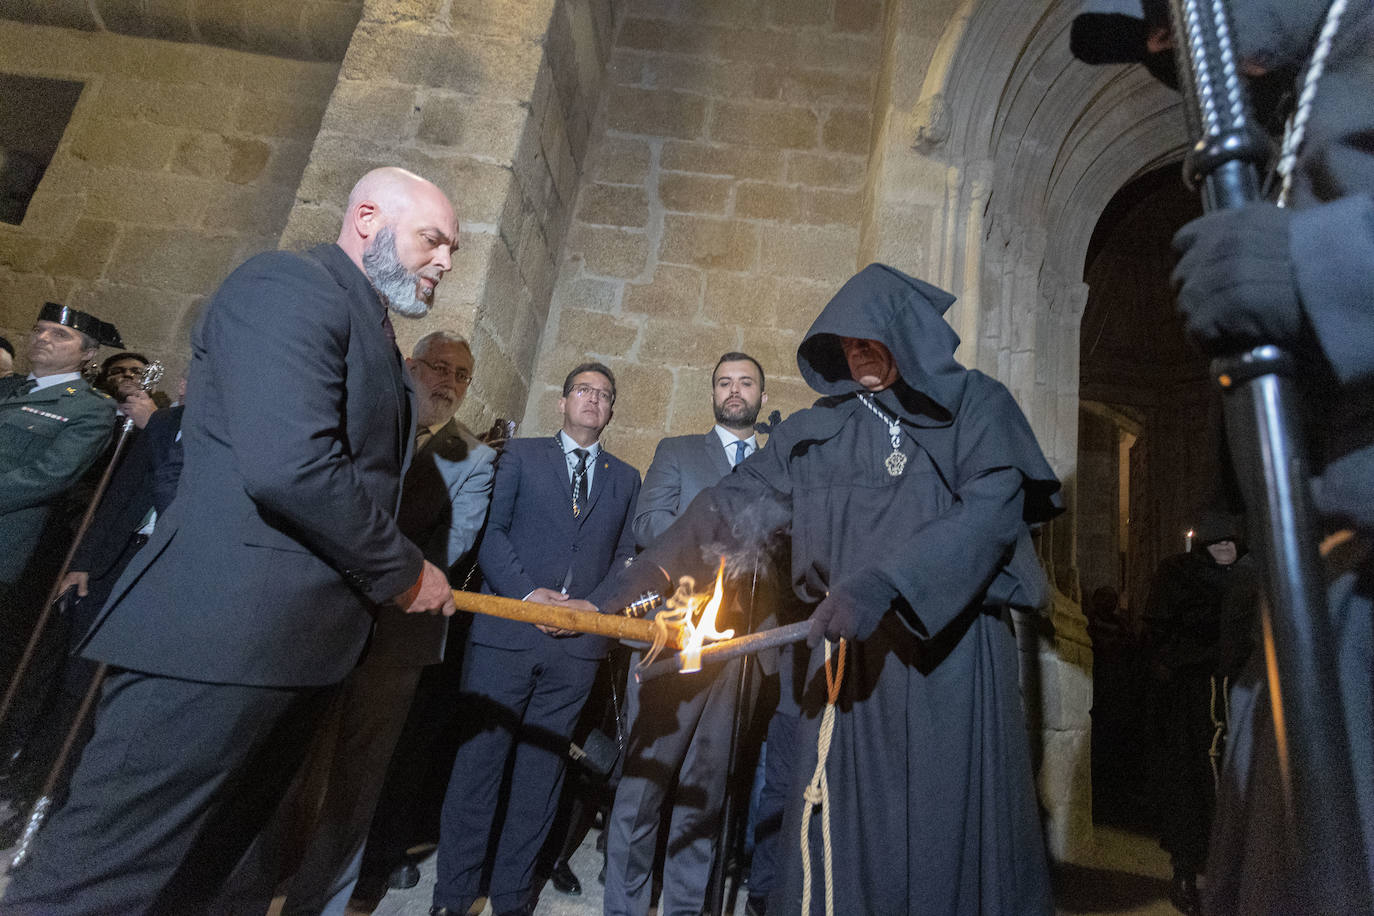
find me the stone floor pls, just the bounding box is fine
[2,805,1180,915]
[316,823,1179,916]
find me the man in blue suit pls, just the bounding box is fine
[430,362,640,916]
[3,167,461,914]
[605,352,768,916]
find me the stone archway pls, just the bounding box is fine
[858,0,1192,858]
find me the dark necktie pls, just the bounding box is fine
[732,440,748,467]
[415,427,433,452]
[572,448,589,517]
[381,309,396,343]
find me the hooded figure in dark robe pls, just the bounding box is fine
[606,263,1062,916]
[1166,3,1374,912]
[1074,1,1374,910]
[1142,511,1258,915]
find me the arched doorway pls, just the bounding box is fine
[1075,163,1212,831]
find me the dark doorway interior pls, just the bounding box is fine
[1077,162,1215,830]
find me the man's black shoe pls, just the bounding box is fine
[1168,872,1202,916]
[550,858,582,895]
[388,860,422,890]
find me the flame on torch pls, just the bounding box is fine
[677,558,734,673]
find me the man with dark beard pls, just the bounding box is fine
[602,265,1061,915]
[2,167,460,914]
[603,352,768,916]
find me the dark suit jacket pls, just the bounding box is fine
[365,418,496,668]
[475,436,640,661]
[0,375,114,583]
[71,405,184,582]
[632,431,734,549]
[81,244,423,687]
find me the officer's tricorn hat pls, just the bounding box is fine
[37,302,124,349]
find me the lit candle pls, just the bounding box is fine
[1185,529,1195,552]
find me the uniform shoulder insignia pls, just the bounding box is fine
[94,389,112,399]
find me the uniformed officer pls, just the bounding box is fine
[0,303,122,681]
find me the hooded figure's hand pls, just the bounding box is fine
[806,570,893,647]
[1171,203,1307,356]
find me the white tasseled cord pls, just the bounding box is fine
[1276,0,1349,207]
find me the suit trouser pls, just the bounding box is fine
[361,618,472,877]
[279,661,423,916]
[747,707,799,904]
[604,654,742,916]
[1,669,329,915]
[432,640,600,914]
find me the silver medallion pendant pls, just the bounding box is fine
[885,449,906,477]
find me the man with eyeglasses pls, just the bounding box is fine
[267,330,495,915]
[429,362,640,916]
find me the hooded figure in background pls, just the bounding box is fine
[1142,511,1258,915]
[606,263,1062,915]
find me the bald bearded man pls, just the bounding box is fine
[3,168,461,914]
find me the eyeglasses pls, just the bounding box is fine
[569,383,614,404]
[106,365,144,378]
[416,359,472,385]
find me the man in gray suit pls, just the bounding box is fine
[277,330,496,915]
[604,352,767,916]
[3,167,460,914]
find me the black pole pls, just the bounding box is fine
[704,567,760,916]
[1166,0,1370,907]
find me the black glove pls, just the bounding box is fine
[1171,203,1303,356]
[805,571,893,648]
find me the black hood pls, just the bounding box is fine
[797,264,967,416]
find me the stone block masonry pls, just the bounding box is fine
[0,20,342,379]
[278,0,626,438]
[526,0,883,471]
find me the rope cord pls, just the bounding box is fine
[800,638,847,916]
[1277,0,1349,207]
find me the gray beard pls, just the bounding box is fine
[362,226,429,319]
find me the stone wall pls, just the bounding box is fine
[523,0,884,467]
[278,0,624,435]
[0,20,339,379]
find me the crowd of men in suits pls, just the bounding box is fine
[0,166,803,916]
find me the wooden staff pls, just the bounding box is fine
[449,589,684,649]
